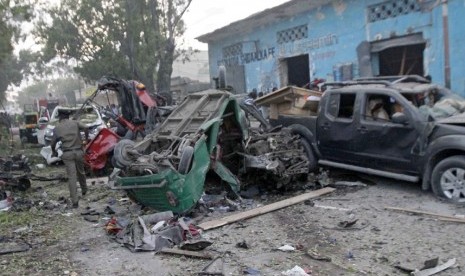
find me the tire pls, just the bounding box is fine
[113,139,136,168]
[431,155,465,203]
[299,138,317,172]
[178,146,194,174]
[288,124,317,172]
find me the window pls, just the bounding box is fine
[364,93,406,121]
[223,43,243,58]
[327,93,356,119]
[277,25,308,44]
[368,0,420,23]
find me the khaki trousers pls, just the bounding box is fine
[62,149,87,204]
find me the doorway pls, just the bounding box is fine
[378,43,425,76]
[280,54,310,87]
[225,65,246,93]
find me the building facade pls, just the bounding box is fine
[197,0,465,96]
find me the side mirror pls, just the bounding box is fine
[38,117,49,124]
[392,112,409,125]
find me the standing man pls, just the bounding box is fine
[51,109,88,208]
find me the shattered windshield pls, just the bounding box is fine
[402,87,465,120]
[51,106,100,125]
[74,107,99,125]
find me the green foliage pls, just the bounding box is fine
[0,53,23,97]
[37,0,192,93]
[0,0,34,99]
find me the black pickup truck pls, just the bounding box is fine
[270,76,465,203]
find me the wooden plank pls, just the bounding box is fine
[385,206,465,222]
[198,187,335,231]
[159,248,213,259]
[269,104,278,119]
[437,217,465,224]
[280,107,311,116]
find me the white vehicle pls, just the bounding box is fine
[41,104,106,164]
[43,104,105,145]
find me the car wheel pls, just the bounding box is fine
[432,156,465,203]
[288,124,317,172]
[299,137,317,173]
[178,146,194,174]
[113,139,136,168]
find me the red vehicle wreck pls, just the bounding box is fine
[83,76,172,173]
[42,76,172,174]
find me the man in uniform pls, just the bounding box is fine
[51,109,88,208]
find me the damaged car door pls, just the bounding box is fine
[317,91,361,166]
[356,92,419,175]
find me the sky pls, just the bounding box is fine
[17,0,290,52]
[182,0,290,50]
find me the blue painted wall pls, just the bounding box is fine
[204,0,465,96]
[448,0,465,95]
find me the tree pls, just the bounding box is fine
[0,0,33,100]
[37,0,192,95]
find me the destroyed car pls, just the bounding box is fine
[41,104,105,164]
[110,89,311,213]
[43,104,105,145]
[261,75,465,203]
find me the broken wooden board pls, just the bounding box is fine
[198,256,225,276]
[255,86,322,119]
[198,187,335,231]
[385,206,465,223]
[412,258,456,276]
[159,248,213,259]
[437,217,465,223]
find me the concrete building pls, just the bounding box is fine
[197,0,465,96]
[172,50,210,83]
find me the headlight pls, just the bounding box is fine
[44,128,53,138]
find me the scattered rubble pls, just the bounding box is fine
[0,238,31,255]
[106,211,208,253]
[278,244,296,252]
[281,265,311,276]
[0,154,32,192]
[1,144,462,275]
[412,258,456,276]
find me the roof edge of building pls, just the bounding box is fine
[196,0,332,43]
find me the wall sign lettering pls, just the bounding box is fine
[217,47,276,66]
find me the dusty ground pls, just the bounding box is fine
[1,144,464,276]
